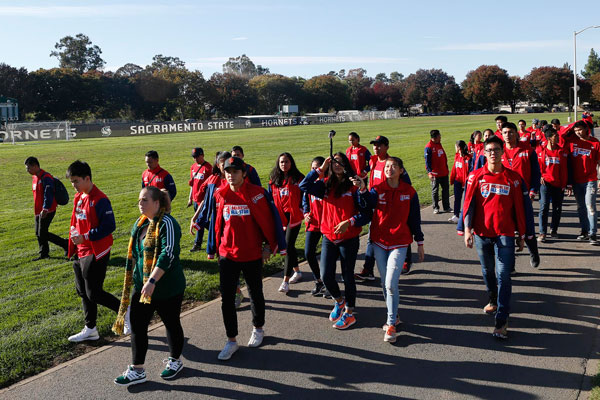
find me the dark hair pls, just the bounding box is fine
[270,152,304,187]
[573,120,590,131]
[430,129,441,139]
[484,135,504,148]
[551,119,561,125]
[231,145,244,156]
[24,156,39,167]
[213,151,232,175]
[145,150,159,159]
[540,119,548,127]
[325,152,355,198]
[66,160,92,180]
[456,140,469,157]
[501,122,517,132]
[495,115,508,123]
[142,186,171,213]
[312,156,325,165]
[470,130,482,144]
[386,156,404,170]
[544,126,558,140]
[518,119,526,125]
[483,128,495,137]
[348,132,360,140]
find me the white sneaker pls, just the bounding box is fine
[289,271,302,284]
[247,328,264,347]
[278,281,289,293]
[123,306,131,335]
[218,341,239,360]
[448,215,459,223]
[68,326,100,342]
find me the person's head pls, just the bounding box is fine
[470,130,482,144]
[66,160,93,193]
[531,118,540,128]
[224,156,247,189]
[483,136,504,166]
[540,119,548,129]
[456,140,468,156]
[495,115,508,130]
[369,135,390,157]
[192,147,205,164]
[501,122,518,145]
[214,151,232,174]
[138,186,171,218]
[483,129,494,141]
[384,157,405,181]
[573,120,590,140]
[325,152,354,198]
[544,126,559,146]
[518,120,527,131]
[430,129,441,143]
[231,146,244,159]
[311,156,325,171]
[348,132,360,147]
[24,156,40,175]
[551,118,561,131]
[145,150,159,170]
[270,152,303,186]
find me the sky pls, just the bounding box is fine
[1,0,599,82]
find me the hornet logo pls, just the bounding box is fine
[101,126,112,137]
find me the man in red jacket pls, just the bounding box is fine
[424,129,450,214]
[25,157,68,260]
[187,147,212,252]
[142,150,177,200]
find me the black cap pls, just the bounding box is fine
[369,135,389,146]
[223,156,245,171]
[192,147,204,157]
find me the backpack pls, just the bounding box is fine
[53,177,69,206]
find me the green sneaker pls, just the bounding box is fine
[114,365,146,386]
[160,357,183,380]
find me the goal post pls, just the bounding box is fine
[4,121,72,144]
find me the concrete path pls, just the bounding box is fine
[2,198,600,400]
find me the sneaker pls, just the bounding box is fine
[234,291,244,309]
[530,253,540,268]
[433,208,440,214]
[160,357,183,380]
[329,300,346,322]
[123,306,131,335]
[322,289,332,299]
[217,341,239,361]
[537,234,546,243]
[289,271,303,284]
[278,281,289,294]
[311,281,325,296]
[401,262,411,275]
[384,325,397,343]
[382,316,402,331]
[354,268,375,281]
[189,244,201,252]
[549,230,558,238]
[247,327,264,347]
[492,320,508,339]
[333,313,356,330]
[68,326,100,342]
[577,232,589,241]
[483,303,497,315]
[590,235,599,245]
[448,215,459,223]
[114,365,147,386]
[443,208,453,213]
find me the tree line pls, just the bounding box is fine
[1,34,600,122]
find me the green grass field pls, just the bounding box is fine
[0,112,573,387]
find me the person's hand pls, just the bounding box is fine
[566,186,573,196]
[540,177,545,186]
[464,229,473,248]
[350,176,366,191]
[40,209,48,219]
[187,199,193,208]
[71,233,84,245]
[189,220,196,235]
[529,191,536,200]
[428,173,434,182]
[141,280,156,298]
[321,157,331,172]
[304,213,312,225]
[417,245,425,262]
[517,237,525,252]
[334,220,350,235]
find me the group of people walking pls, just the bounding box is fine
[24,112,597,386]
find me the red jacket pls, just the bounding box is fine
[68,185,115,260]
[303,193,323,232]
[269,178,304,228]
[188,161,212,201]
[463,168,527,238]
[369,155,388,188]
[537,145,568,188]
[346,145,371,178]
[568,137,600,184]
[214,181,283,262]
[194,174,222,203]
[450,152,472,186]
[367,180,424,249]
[32,169,57,215]
[319,182,363,243]
[424,142,449,177]
[501,142,540,193]
[518,130,532,144]
[142,165,176,199]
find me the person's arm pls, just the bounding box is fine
[155,216,179,271]
[299,169,326,199]
[450,157,456,185]
[364,149,372,173]
[350,189,373,227]
[407,192,425,262]
[248,167,262,187]
[164,174,177,200]
[529,151,541,196]
[86,197,116,241]
[41,175,55,213]
[424,146,433,173]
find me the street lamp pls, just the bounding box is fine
[573,25,600,120]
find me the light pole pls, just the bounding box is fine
[573,25,600,120]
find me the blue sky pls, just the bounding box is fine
[1,0,599,82]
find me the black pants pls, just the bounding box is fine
[284,223,301,277]
[219,257,265,338]
[35,211,68,257]
[73,254,120,328]
[431,175,450,211]
[130,290,184,365]
[453,182,464,218]
[304,230,322,280]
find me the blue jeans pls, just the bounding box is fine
[453,182,464,218]
[573,181,598,236]
[304,230,322,280]
[320,236,359,308]
[474,235,514,324]
[373,245,408,326]
[538,183,564,234]
[363,233,375,273]
[193,202,204,246]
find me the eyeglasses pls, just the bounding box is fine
[484,148,502,154]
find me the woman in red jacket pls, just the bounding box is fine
[269,152,305,294]
[300,152,371,330]
[449,140,472,223]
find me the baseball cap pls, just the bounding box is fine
[191,147,204,157]
[223,156,245,171]
[532,118,540,124]
[369,135,389,146]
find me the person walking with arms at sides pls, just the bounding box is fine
[142,150,176,200]
[66,160,122,342]
[449,141,472,224]
[468,130,483,156]
[425,129,450,214]
[346,131,371,179]
[300,153,372,330]
[303,156,327,297]
[537,127,568,242]
[25,157,68,260]
[529,119,543,148]
[232,145,262,186]
[471,129,495,171]
[518,120,533,146]
[494,115,508,139]
[568,120,600,245]
[462,136,527,339]
[214,157,286,360]
[358,157,424,343]
[113,187,186,386]
[187,147,212,252]
[269,152,305,294]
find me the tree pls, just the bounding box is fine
[344,68,373,109]
[177,70,209,120]
[508,76,525,113]
[114,63,143,78]
[50,34,105,73]
[403,69,461,112]
[374,73,389,83]
[249,74,302,114]
[303,74,351,112]
[582,48,600,79]
[522,66,571,109]
[0,63,29,118]
[222,54,269,78]
[389,71,404,83]
[149,54,186,71]
[461,65,513,110]
[207,73,257,117]
[591,72,600,103]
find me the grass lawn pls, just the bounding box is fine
[0,112,573,387]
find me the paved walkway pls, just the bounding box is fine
[2,198,600,400]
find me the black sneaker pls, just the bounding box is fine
[549,230,558,238]
[322,289,332,299]
[577,232,589,241]
[311,281,325,296]
[590,235,599,245]
[443,208,452,213]
[354,268,375,281]
[530,253,540,268]
[189,244,202,252]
